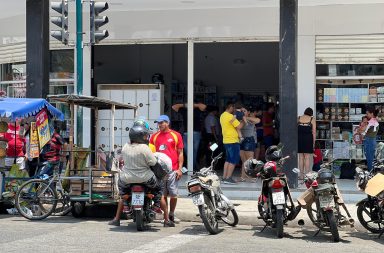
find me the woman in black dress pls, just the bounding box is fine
[298,107,316,180]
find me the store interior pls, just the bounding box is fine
[93,42,279,166]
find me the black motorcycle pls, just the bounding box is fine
[125,184,157,231]
[355,161,384,238]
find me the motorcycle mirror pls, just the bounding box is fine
[209,143,218,152]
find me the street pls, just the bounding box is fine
[0,214,383,253]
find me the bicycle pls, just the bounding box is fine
[14,161,72,220]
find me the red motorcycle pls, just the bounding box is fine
[246,145,300,238]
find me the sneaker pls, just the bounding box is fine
[225,177,237,185]
[222,178,229,184]
[169,213,180,224]
[163,220,175,227]
[108,219,120,226]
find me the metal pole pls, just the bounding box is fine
[94,108,99,165]
[187,40,194,175]
[111,105,115,154]
[76,0,84,147]
[280,0,298,188]
[70,102,75,171]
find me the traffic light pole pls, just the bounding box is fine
[76,0,83,147]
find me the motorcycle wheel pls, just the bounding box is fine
[135,209,145,231]
[357,201,384,234]
[71,202,86,218]
[275,209,284,238]
[198,194,219,234]
[326,210,340,242]
[306,201,332,232]
[220,209,239,227]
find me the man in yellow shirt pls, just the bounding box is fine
[220,102,243,184]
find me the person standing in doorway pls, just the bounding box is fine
[220,102,243,184]
[239,106,260,182]
[253,106,264,160]
[361,107,379,171]
[298,107,316,180]
[150,115,184,224]
[172,101,206,172]
[204,106,221,166]
[263,103,275,149]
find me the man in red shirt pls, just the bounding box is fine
[150,115,184,225]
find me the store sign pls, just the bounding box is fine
[29,122,40,158]
[36,109,51,148]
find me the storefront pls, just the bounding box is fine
[1,0,384,175]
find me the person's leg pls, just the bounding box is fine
[193,131,201,171]
[366,138,375,171]
[167,171,179,223]
[226,144,240,180]
[223,144,230,179]
[298,153,304,179]
[304,153,312,175]
[240,150,246,180]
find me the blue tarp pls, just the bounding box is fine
[0,98,64,121]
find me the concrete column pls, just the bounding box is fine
[279,0,298,188]
[187,40,194,175]
[26,0,49,98]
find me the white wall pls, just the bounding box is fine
[297,36,316,115]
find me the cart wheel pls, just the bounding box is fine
[71,202,86,218]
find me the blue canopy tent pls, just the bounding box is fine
[0,98,64,121]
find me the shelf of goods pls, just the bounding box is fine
[315,80,384,160]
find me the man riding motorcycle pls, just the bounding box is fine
[108,123,174,227]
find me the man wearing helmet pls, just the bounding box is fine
[108,123,174,227]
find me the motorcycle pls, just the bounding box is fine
[256,152,301,238]
[355,142,384,238]
[186,145,238,234]
[297,159,354,242]
[125,184,157,231]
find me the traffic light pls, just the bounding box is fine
[50,0,69,45]
[90,1,109,44]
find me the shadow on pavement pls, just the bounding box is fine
[179,224,221,236]
[344,230,384,245]
[109,222,161,233]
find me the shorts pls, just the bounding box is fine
[161,171,179,197]
[224,143,240,165]
[240,137,256,151]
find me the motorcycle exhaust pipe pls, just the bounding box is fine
[298,219,305,226]
[349,218,355,227]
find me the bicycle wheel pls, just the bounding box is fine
[15,179,58,220]
[53,190,72,216]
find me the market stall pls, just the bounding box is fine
[0,97,64,205]
[48,94,138,217]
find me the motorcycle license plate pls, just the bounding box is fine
[192,194,204,206]
[319,195,334,208]
[131,192,145,206]
[272,192,285,205]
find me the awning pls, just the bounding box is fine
[0,97,64,121]
[48,94,138,110]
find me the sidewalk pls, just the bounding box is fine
[177,177,365,203]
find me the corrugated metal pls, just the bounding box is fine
[316,34,384,64]
[0,41,72,65]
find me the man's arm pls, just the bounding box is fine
[172,103,207,112]
[175,148,184,180]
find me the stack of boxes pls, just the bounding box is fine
[322,88,368,103]
[333,141,350,159]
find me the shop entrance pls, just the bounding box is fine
[93,42,279,174]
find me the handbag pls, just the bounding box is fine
[150,162,167,180]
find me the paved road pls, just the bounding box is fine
[0,215,383,253]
